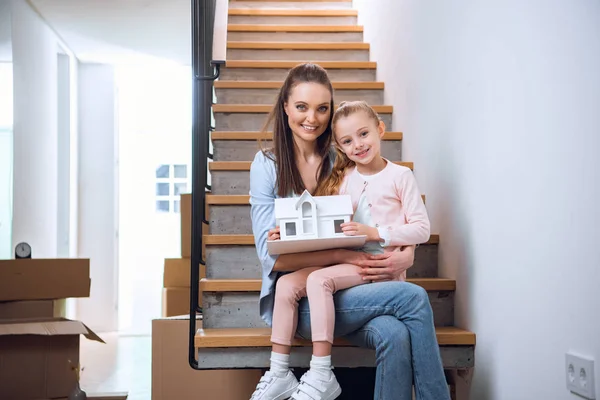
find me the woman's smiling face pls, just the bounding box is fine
[284,82,332,146]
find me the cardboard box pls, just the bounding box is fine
[180,193,208,259]
[152,316,261,400]
[0,318,104,400]
[163,258,205,288]
[181,193,192,258]
[162,287,201,318]
[0,259,90,301]
[0,299,67,320]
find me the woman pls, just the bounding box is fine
[249,63,449,400]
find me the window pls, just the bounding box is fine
[285,222,297,236]
[302,202,312,217]
[301,201,314,234]
[303,219,313,234]
[155,163,188,213]
[334,219,344,234]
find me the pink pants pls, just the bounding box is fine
[270,264,367,345]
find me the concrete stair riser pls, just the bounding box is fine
[229,2,353,10]
[214,112,392,131]
[227,31,363,42]
[228,16,358,24]
[197,346,474,369]
[220,68,376,81]
[205,244,439,279]
[211,138,401,161]
[202,290,454,328]
[226,48,369,61]
[215,88,383,105]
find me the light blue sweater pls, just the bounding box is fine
[249,149,335,326]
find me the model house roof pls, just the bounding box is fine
[274,190,353,220]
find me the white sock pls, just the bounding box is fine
[310,355,332,379]
[270,351,290,377]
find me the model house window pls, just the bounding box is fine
[302,202,312,217]
[155,163,188,213]
[334,219,344,234]
[301,201,314,234]
[285,222,297,236]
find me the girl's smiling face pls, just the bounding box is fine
[334,110,386,169]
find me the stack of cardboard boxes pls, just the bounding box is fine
[152,193,261,399]
[0,258,102,400]
[161,193,205,317]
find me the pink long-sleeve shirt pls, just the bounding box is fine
[339,159,431,250]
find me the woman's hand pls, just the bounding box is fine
[340,221,380,242]
[268,227,281,241]
[355,245,416,282]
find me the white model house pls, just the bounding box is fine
[274,190,354,241]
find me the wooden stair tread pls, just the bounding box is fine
[232,0,352,2]
[227,42,369,50]
[214,81,384,89]
[196,326,475,347]
[204,234,440,245]
[211,130,401,140]
[228,24,363,33]
[213,104,393,113]
[229,9,358,16]
[200,278,456,292]
[206,193,426,204]
[209,160,413,170]
[225,61,376,69]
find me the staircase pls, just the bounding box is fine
[194,0,475,395]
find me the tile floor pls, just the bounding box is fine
[80,333,151,400]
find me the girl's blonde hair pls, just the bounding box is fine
[315,100,381,196]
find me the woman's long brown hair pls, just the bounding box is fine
[315,100,382,196]
[260,63,335,197]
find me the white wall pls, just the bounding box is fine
[77,63,118,332]
[213,0,229,61]
[30,0,192,65]
[57,53,71,257]
[0,1,12,62]
[354,0,600,399]
[11,0,58,258]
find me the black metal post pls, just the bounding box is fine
[189,0,219,370]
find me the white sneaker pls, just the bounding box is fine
[290,369,341,400]
[250,370,299,400]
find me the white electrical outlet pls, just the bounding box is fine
[566,352,596,399]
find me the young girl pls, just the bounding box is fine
[251,99,432,400]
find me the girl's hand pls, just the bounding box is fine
[341,222,380,242]
[268,227,281,241]
[356,245,415,282]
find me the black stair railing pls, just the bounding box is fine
[189,0,224,370]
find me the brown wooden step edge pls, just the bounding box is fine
[227,42,370,50]
[195,327,476,347]
[213,104,393,113]
[225,61,376,69]
[206,194,426,205]
[204,234,440,246]
[209,161,413,171]
[228,9,358,16]
[231,0,352,3]
[227,25,363,33]
[211,131,401,140]
[214,81,384,89]
[200,278,456,292]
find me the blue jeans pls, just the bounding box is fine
[295,281,450,400]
